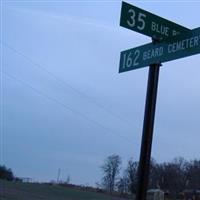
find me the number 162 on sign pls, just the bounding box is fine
[121,50,141,69]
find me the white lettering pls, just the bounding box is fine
[143,47,163,60]
[194,36,199,46]
[172,30,179,36]
[168,35,200,53]
[151,22,169,37]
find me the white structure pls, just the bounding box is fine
[147,189,165,200]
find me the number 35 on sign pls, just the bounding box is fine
[120,1,190,39]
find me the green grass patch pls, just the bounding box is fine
[0,179,128,200]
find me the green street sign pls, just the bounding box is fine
[120,1,190,40]
[119,27,200,73]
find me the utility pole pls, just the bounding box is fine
[57,168,61,183]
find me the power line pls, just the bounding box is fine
[3,71,190,159]
[1,41,136,128]
[0,0,4,165]
[3,71,139,145]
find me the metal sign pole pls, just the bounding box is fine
[135,63,160,200]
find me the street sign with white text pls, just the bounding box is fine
[119,27,200,73]
[120,1,190,40]
[119,3,200,200]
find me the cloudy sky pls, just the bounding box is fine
[1,0,200,186]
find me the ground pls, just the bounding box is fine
[0,180,129,200]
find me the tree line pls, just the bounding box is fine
[0,165,15,181]
[100,155,200,198]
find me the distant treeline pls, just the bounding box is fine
[0,165,15,181]
[1,156,200,199]
[100,155,200,199]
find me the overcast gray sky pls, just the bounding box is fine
[1,0,200,186]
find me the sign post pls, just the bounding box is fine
[136,63,160,200]
[119,2,199,200]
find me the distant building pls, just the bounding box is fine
[21,177,33,183]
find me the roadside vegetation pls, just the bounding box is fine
[0,156,200,200]
[100,155,200,199]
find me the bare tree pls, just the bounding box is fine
[126,159,138,194]
[0,165,14,181]
[117,171,130,195]
[186,159,200,189]
[101,154,122,193]
[151,157,188,199]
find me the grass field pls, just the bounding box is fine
[0,180,129,200]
